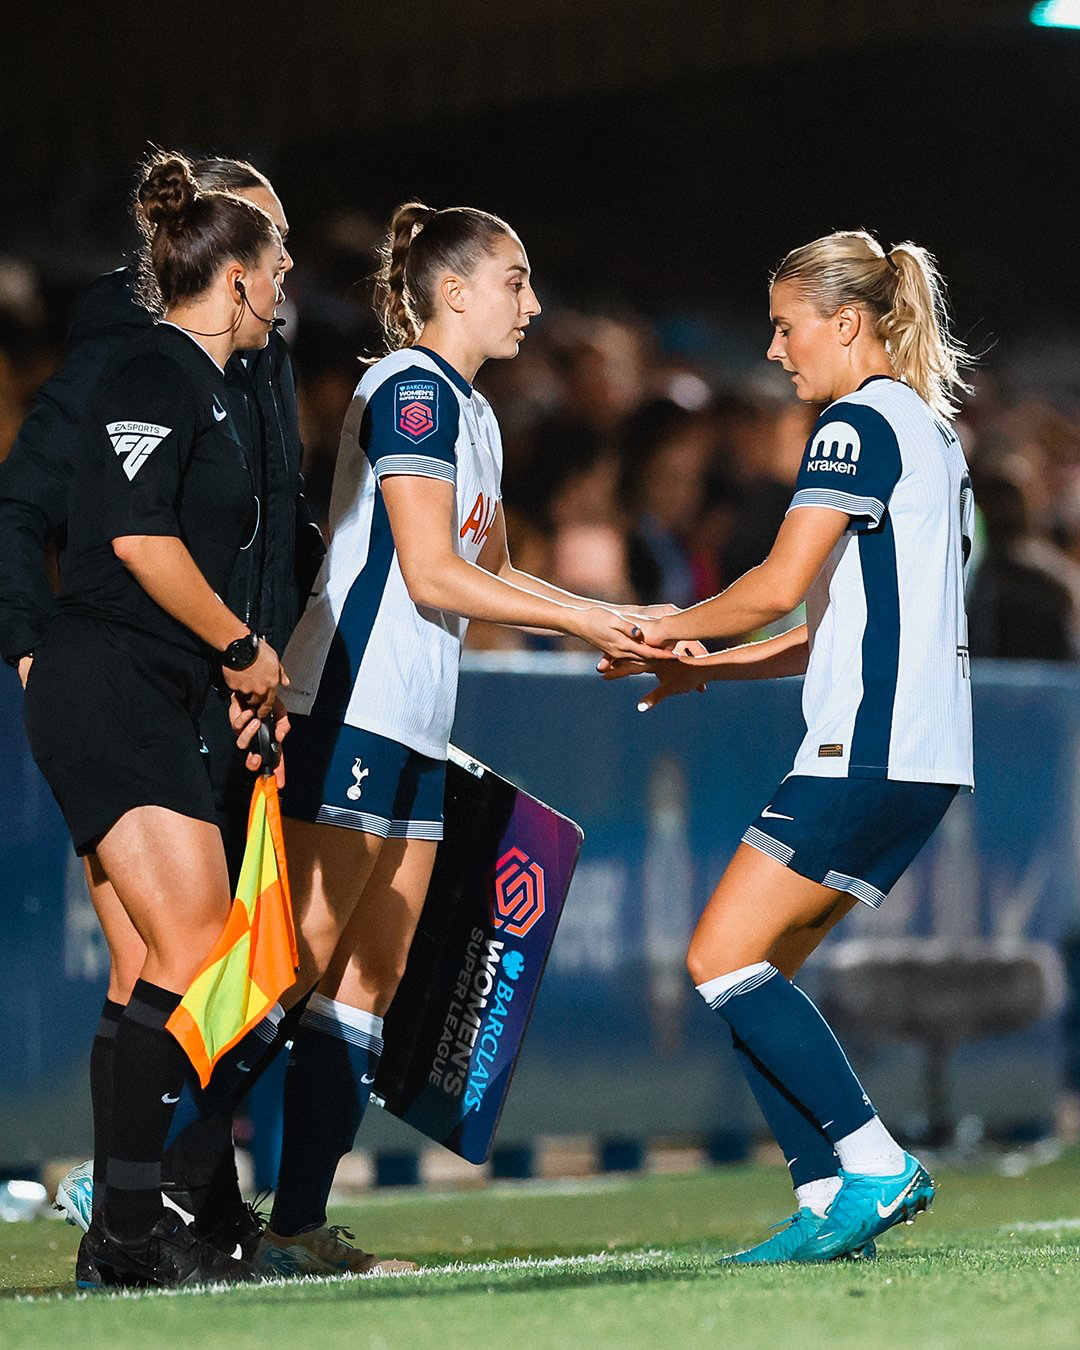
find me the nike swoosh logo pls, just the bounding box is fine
[212,404,228,421]
[361,1073,376,1084]
[761,808,794,820]
[161,1092,181,1104]
[877,1180,917,1219]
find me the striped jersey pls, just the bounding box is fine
[786,376,974,787]
[281,346,502,759]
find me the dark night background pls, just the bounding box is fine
[2,1,1077,352]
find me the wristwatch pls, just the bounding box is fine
[220,632,260,671]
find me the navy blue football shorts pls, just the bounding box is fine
[280,714,445,841]
[741,774,959,908]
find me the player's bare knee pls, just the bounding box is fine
[361,961,408,1016]
[687,938,725,986]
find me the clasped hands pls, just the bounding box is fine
[597,603,710,711]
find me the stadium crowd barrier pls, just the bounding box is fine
[3,657,1078,1181]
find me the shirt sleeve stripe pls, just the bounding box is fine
[373,454,456,484]
[787,487,885,522]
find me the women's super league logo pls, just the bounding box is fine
[490,847,546,938]
[395,379,438,442]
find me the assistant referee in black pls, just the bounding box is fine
[0,158,323,1263]
[20,151,292,1288]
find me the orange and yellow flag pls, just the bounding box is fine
[167,772,299,1086]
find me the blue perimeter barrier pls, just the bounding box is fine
[3,657,1078,1171]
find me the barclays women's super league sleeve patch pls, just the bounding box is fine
[395,378,439,443]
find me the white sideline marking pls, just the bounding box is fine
[408,1249,669,1278]
[1000,1218,1080,1233]
[16,1248,673,1304]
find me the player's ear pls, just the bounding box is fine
[835,303,862,347]
[441,272,467,315]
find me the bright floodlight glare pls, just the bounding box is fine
[1030,1,1080,27]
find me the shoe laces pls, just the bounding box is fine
[767,1210,808,1234]
[247,1190,272,1228]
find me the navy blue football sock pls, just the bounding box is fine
[270,994,383,1237]
[161,995,312,1226]
[163,996,310,1150]
[698,963,875,1144]
[730,1031,840,1189]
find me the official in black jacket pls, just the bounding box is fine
[0,159,324,884]
[21,151,294,1287]
[0,159,323,1268]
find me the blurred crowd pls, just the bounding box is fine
[2,244,1079,661]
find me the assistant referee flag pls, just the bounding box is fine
[167,766,299,1086]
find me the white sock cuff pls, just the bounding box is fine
[833,1116,905,1177]
[304,992,384,1041]
[696,962,777,1011]
[795,1175,842,1218]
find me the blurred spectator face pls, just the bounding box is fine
[767,279,844,404]
[641,429,708,531]
[548,454,620,529]
[561,320,646,428]
[551,521,634,602]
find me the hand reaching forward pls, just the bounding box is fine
[600,649,710,710]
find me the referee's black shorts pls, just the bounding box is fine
[24,615,218,856]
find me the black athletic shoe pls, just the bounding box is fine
[195,1197,267,1262]
[75,1209,262,1290]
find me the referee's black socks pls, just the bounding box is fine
[103,980,188,1240]
[89,997,125,1220]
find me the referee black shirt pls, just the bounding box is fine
[0,265,324,664]
[60,324,255,656]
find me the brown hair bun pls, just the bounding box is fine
[136,155,198,234]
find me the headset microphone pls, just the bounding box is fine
[236,280,280,328]
[178,280,283,336]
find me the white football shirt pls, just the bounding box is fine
[787,376,974,787]
[282,347,503,759]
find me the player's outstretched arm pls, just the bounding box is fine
[638,506,847,646]
[602,624,809,710]
[381,475,670,663]
[476,501,700,654]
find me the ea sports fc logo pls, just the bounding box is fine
[491,847,546,938]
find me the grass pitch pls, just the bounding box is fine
[3,1148,1080,1349]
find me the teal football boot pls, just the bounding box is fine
[54,1159,94,1233]
[809,1153,935,1260]
[723,1206,877,1264]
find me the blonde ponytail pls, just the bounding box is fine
[772,230,972,420]
[880,243,971,420]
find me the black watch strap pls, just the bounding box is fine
[221,632,260,671]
